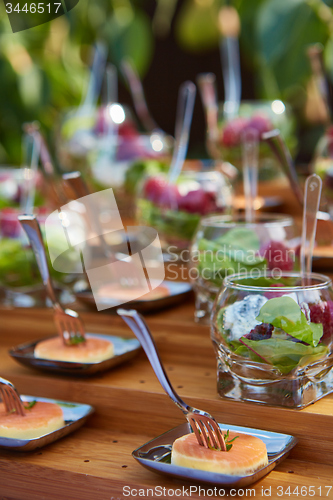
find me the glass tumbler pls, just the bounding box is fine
[211,271,333,408]
[137,162,233,257]
[189,213,299,322]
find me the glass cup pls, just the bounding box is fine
[189,213,299,322]
[136,162,233,256]
[56,104,171,173]
[211,271,333,408]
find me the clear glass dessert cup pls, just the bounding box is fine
[189,213,299,323]
[211,271,333,408]
[136,162,233,256]
[56,104,171,173]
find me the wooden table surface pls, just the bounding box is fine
[1,182,333,499]
[1,295,333,500]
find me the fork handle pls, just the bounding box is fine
[117,309,191,414]
[18,214,60,308]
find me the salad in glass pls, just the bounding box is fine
[190,214,299,322]
[57,105,171,173]
[211,101,296,181]
[211,272,333,408]
[137,163,233,254]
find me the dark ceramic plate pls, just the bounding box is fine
[133,422,297,487]
[74,281,192,313]
[9,333,141,376]
[0,395,94,451]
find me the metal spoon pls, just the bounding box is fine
[20,129,40,215]
[262,128,330,222]
[196,73,219,158]
[218,5,241,120]
[301,174,322,280]
[121,58,159,134]
[168,81,196,184]
[242,127,259,223]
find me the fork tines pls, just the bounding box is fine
[55,309,86,345]
[0,378,25,416]
[189,414,226,451]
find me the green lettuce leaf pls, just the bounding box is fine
[256,296,323,347]
[215,227,261,252]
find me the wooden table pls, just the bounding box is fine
[1,295,333,500]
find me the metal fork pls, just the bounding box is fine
[18,214,86,346]
[0,377,25,416]
[117,309,226,451]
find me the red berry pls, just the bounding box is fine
[144,176,180,208]
[247,113,273,136]
[0,208,21,238]
[260,241,294,272]
[221,117,249,147]
[158,183,180,208]
[309,301,333,341]
[118,122,138,139]
[178,189,219,215]
[144,176,168,204]
[264,283,286,299]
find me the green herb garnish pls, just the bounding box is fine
[224,429,239,452]
[6,400,37,415]
[206,428,238,451]
[68,335,86,345]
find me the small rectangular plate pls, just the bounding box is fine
[133,422,297,488]
[0,395,94,451]
[9,333,141,376]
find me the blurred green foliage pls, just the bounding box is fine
[176,0,333,103]
[1,0,333,165]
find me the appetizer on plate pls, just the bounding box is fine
[171,430,268,475]
[34,334,114,363]
[0,400,64,439]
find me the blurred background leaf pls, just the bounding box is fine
[0,0,333,165]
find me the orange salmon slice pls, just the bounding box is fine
[171,431,268,475]
[34,336,114,363]
[0,401,64,439]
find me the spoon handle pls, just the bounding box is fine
[262,129,304,207]
[242,128,259,223]
[301,174,322,278]
[121,59,159,133]
[168,81,196,183]
[82,42,107,110]
[20,131,40,216]
[117,309,190,413]
[196,73,219,156]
